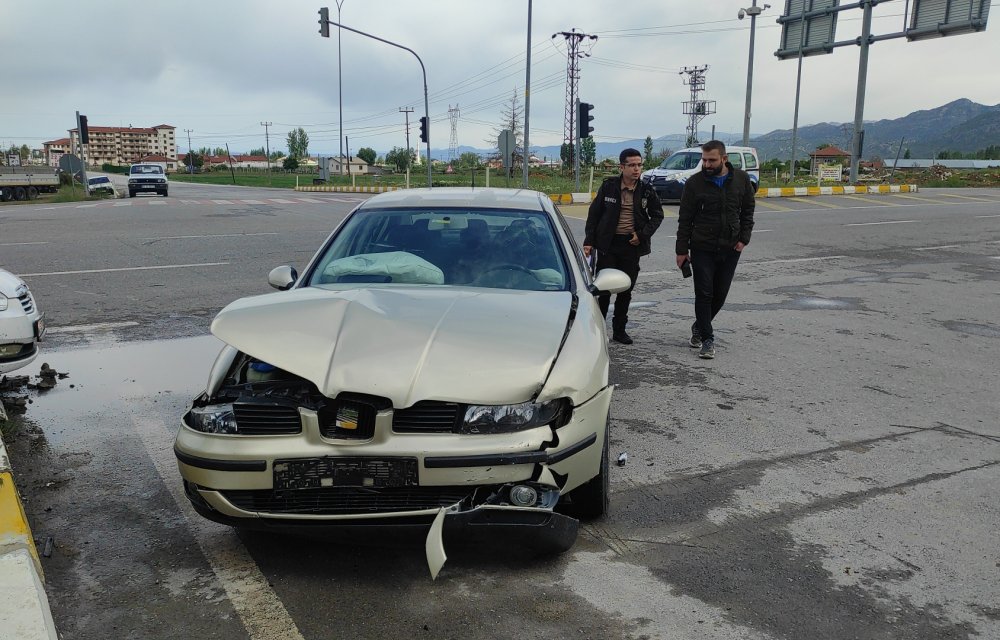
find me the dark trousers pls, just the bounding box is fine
[597,235,640,331]
[690,248,742,342]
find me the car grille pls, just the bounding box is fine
[233,402,301,435]
[18,291,34,314]
[221,487,470,515]
[318,397,378,440]
[133,178,163,184]
[393,401,461,433]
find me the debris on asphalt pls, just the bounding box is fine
[1,364,71,418]
[616,452,628,467]
[42,537,54,558]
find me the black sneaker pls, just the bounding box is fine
[689,329,702,349]
[612,331,634,345]
[699,338,715,359]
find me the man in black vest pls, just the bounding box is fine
[675,140,756,359]
[584,148,664,344]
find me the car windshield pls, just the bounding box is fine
[88,177,109,184]
[658,151,701,171]
[131,165,163,174]
[306,207,570,291]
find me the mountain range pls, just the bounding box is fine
[406,99,1000,163]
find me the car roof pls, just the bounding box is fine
[674,146,757,154]
[358,187,549,212]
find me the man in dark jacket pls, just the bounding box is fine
[584,148,664,344]
[675,140,755,359]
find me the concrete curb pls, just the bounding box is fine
[757,184,919,198]
[294,185,401,194]
[0,432,58,639]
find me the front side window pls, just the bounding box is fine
[306,207,569,292]
[729,153,743,169]
[659,152,701,171]
[743,152,759,169]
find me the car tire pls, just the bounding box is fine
[751,180,759,194]
[162,190,168,197]
[14,186,27,201]
[565,417,610,519]
[129,190,136,198]
[27,186,39,200]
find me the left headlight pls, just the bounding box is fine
[459,399,568,434]
[185,403,237,434]
[0,296,8,312]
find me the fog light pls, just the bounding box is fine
[509,484,538,507]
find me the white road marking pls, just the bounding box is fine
[148,200,166,206]
[46,321,141,334]
[141,233,278,241]
[844,220,917,226]
[976,214,1000,218]
[268,198,296,204]
[295,198,326,203]
[0,241,49,246]
[132,413,306,640]
[21,262,229,277]
[914,245,960,251]
[750,255,847,265]
[181,200,201,204]
[112,202,133,207]
[76,203,99,208]
[211,199,235,204]
[239,200,266,205]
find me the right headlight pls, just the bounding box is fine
[185,403,237,434]
[0,296,8,312]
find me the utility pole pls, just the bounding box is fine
[184,129,194,174]
[337,0,346,175]
[739,1,769,147]
[522,0,532,189]
[400,106,413,189]
[552,28,597,169]
[849,0,874,183]
[260,121,272,185]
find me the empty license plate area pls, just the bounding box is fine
[273,457,419,490]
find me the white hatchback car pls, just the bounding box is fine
[174,188,631,575]
[0,269,46,375]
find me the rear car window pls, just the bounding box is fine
[743,153,758,169]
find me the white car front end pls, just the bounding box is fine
[0,270,45,375]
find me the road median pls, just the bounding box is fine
[0,431,57,639]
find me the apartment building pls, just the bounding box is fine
[42,138,71,167]
[49,124,177,169]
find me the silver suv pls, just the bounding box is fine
[128,163,169,198]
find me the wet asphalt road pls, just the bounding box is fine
[1,184,999,639]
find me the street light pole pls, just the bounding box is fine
[336,0,345,176]
[739,1,769,147]
[319,14,433,187]
[522,0,532,189]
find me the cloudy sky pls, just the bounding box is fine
[3,0,997,157]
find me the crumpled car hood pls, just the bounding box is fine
[211,286,574,408]
[0,269,27,298]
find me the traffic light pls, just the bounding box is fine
[419,116,429,144]
[79,115,90,143]
[319,7,330,38]
[577,102,594,139]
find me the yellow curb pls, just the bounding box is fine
[759,184,918,198]
[0,470,41,577]
[294,185,401,194]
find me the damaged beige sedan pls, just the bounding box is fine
[174,188,630,576]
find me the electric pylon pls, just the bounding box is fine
[552,28,597,165]
[448,104,460,162]
[680,65,716,147]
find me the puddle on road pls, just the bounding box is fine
[3,335,222,446]
[941,321,1000,339]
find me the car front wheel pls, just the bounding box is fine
[565,417,610,519]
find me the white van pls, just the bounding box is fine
[641,145,760,202]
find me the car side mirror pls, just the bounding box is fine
[268,265,298,291]
[589,268,631,295]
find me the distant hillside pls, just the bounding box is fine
[751,99,1000,160]
[339,99,1000,163]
